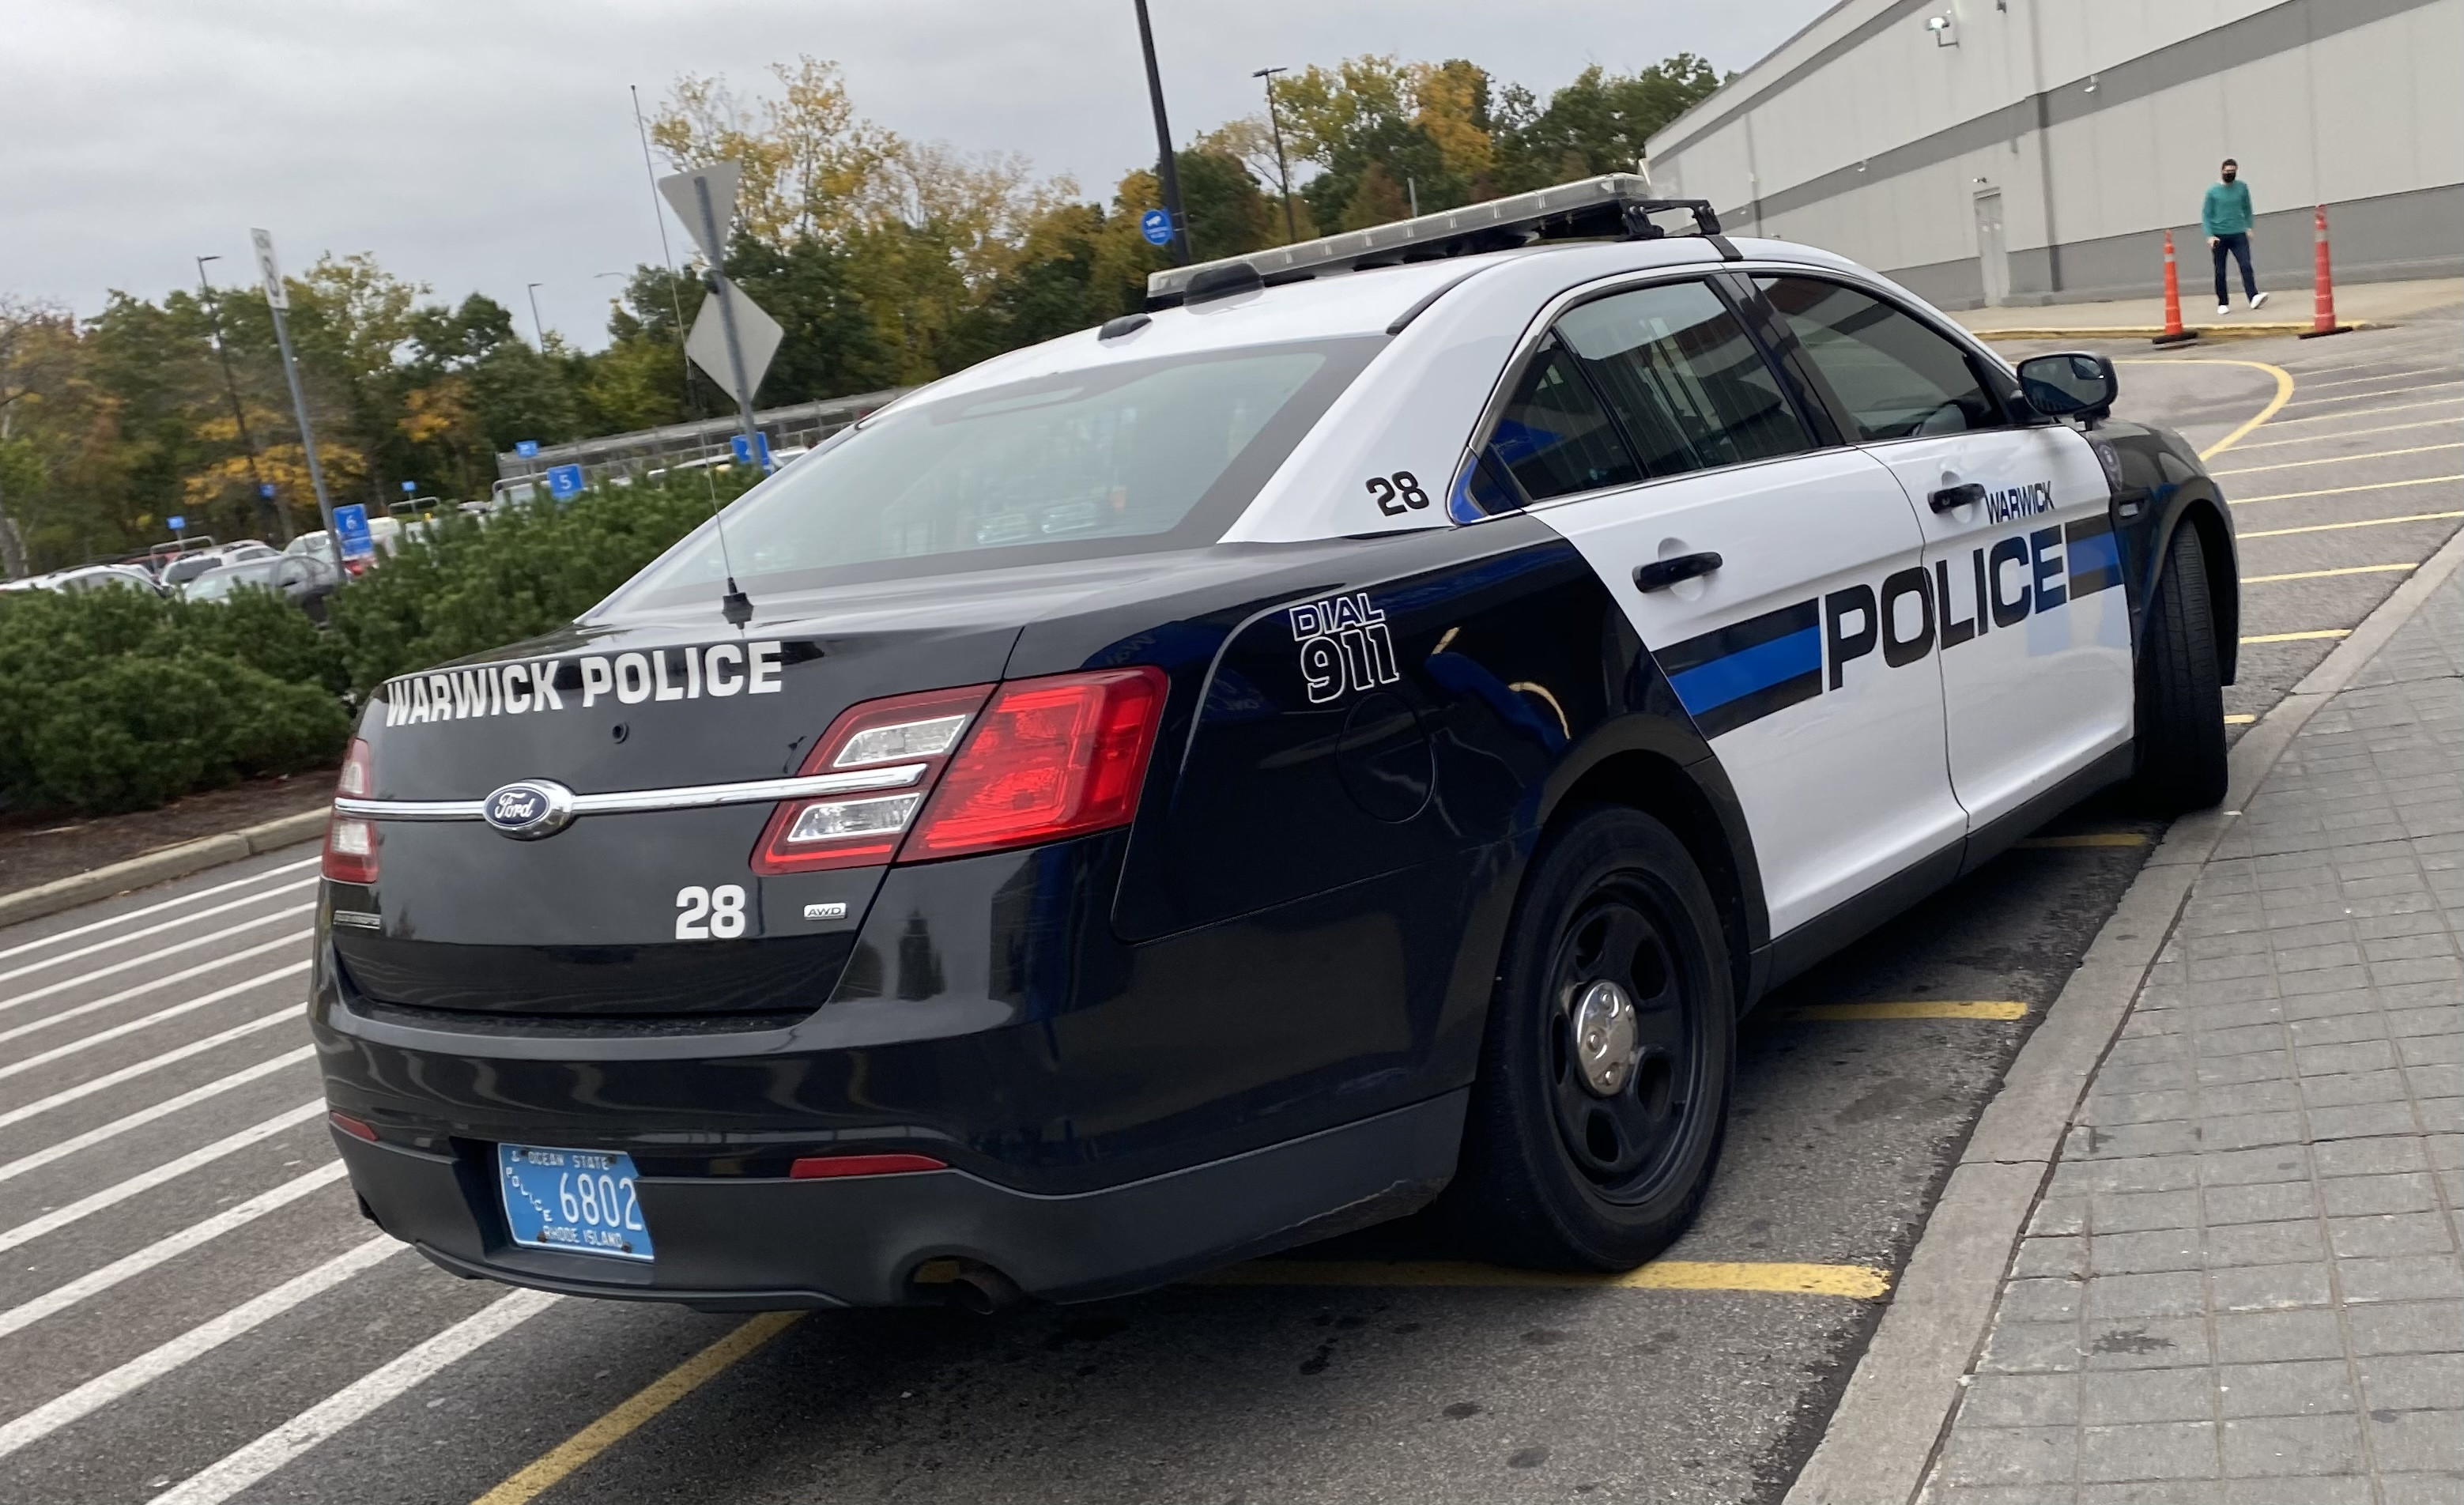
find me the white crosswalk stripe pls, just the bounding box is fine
[0,877,316,987]
[0,904,311,1017]
[0,1043,314,1186]
[0,1007,297,1132]
[0,956,308,1078]
[142,1288,560,1505]
[0,1235,402,1462]
[0,858,317,965]
[0,1100,325,1255]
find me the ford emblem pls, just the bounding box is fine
[481,779,575,840]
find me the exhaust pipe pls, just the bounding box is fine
[914,1258,1025,1315]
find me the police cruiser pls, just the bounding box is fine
[316,177,2236,1311]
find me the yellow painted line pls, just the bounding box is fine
[470,1311,802,1505]
[2242,628,2353,644]
[2244,562,2418,583]
[2232,415,2463,450]
[2015,832,2153,848]
[1195,1258,1890,1299]
[2228,473,2462,506]
[2212,441,2463,477]
[2240,510,2462,539]
[2260,396,2463,429]
[2225,713,2257,725]
[2116,358,2293,460]
[1783,1000,2031,1021]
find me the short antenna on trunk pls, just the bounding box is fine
[632,84,755,630]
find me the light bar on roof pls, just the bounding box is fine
[1145,174,1731,305]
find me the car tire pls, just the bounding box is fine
[1444,805,1734,1270]
[2130,522,2228,813]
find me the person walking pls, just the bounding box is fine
[2202,158,2267,315]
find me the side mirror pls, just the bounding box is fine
[2016,352,2117,424]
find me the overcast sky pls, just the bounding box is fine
[6,1,1831,350]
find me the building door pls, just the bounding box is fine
[1973,190,2009,307]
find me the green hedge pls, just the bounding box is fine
[0,471,757,816]
[0,585,353,813]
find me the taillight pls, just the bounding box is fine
[751,685,993,874]
[904,667,1168,861]
[323,738,379,884]
[789,1152,947,1179]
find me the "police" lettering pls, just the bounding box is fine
[380,640,787,728]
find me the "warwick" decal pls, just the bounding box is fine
[379,642,785,727]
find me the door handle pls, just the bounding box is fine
[1632,552,1723,593]
[1930,483,1986,513]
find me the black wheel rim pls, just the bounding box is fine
[1541,875,1702,1203]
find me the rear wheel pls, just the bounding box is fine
[2130,523,2228,813]
[1446,805,1734,1269]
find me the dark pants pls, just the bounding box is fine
[2212,232,2257,304]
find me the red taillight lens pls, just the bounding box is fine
[903,667,1168,862]
[328,1110,379,1143]
[323,738,379,884]
[751,685,992,874]
[789,1152,947,1179]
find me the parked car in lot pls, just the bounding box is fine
[183,551,342,619]
[160,541,279,588]
[316,177,2235,1313]
[1,563,167,596]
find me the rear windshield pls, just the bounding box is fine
[606,337,1381,607]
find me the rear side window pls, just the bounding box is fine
[1556,280,1813,476]
[1756,276,2002,441]
[1470,278,1809,515]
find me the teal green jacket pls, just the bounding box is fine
[2202,180,2254,237]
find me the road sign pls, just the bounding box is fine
[400,480,417,493]
[258,483,276,500]
[1140,209,1174,247]
[248,228,289,311]
[515,439,540,459]
[545,464,586,501]
[656,161,742,265]
[168,515,186,533]
[685,287,783,408]
[334,504,375,560]
[730,432,772,470]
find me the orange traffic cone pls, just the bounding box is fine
[2153,230,2197,345]
[2300,204,2351,339]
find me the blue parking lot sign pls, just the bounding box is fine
[167,515,186,532]
[334,504,375,560]
[515,439,540,458]
[1140,209,1174,247]
[545,463,586,501]
[730,432,772,470]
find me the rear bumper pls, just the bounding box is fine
[336,1089,1465,1308]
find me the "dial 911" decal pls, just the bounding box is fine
[1289,592,1400,704]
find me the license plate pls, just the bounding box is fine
[497,1143,655,1262]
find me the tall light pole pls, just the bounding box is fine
[1254,66,1300,245]
[1130,0,1190,265]
[525,281,549,350]
[195,255,287,542]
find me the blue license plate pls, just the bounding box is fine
[497,1143,655,1262]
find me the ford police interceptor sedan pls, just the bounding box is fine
[315,178,2235,1311]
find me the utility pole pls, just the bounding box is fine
[250,229,341,562]
[1130,0,1190,265]
[195,255,287,543]
[1254,66,1300,244]
[526,281,549,350]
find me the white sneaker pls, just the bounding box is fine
[2250,291,2270,310]
[2216,304,2231,316]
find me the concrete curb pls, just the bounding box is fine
[0,807,329,931]
[1968,321,2372,342]
[1782,524,2464,1505]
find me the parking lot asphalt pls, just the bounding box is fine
[0,307,2454,1505]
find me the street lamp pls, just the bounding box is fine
[525,281,548,349]
[194,255,288,542]
[1254,66,1300,244]
[1130,0,1191,265]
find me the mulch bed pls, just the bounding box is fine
[0,769,338,896]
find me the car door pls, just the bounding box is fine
[1753,275,2132,832]
[1470,275,1964,938]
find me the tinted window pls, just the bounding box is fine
[1481,336,1642,506]
[1756,277,2002,441]
[611,338,1380,605]
[1555,280,1811,476]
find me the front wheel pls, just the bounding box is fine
[2130,522,2228,813]
[1444,805,1734,1270]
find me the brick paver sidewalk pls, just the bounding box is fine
[1925,571,2464,1503]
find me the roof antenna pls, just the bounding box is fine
[632,84,753,628]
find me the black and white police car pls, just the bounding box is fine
[315,177,2236,1311]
